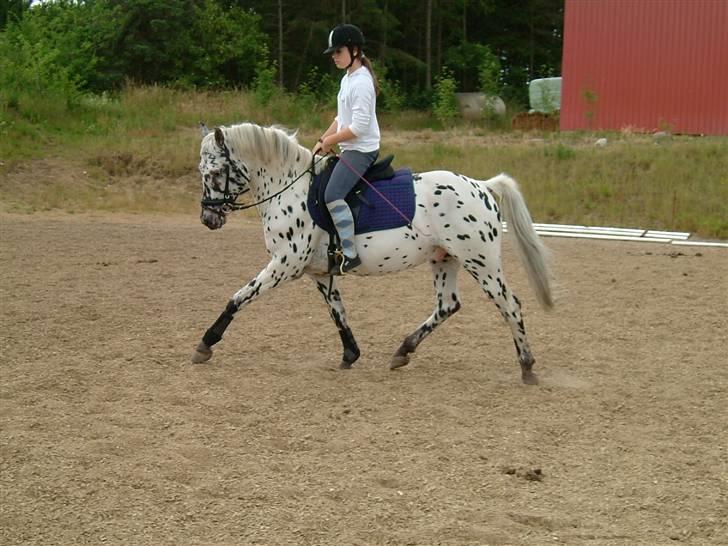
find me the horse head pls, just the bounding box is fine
[198,125,252,230]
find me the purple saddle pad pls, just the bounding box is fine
[308,168,415,235]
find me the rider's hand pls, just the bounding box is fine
[319,136,335,156]
[313,136,333,155]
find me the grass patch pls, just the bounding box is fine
[1,86,727,239]
[388,135,728,238]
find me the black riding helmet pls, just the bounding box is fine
[323,24,365,55]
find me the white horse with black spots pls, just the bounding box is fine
[194,123,553,384]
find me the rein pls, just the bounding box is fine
[201,146,327,213]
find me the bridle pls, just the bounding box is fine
[200,144,328,214]
[199,142,252,213]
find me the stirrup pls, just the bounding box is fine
[329,254,361,276]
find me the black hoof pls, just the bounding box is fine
[339,347,359,369]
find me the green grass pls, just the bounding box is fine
[1,86,727,238]
[385,134,728,238]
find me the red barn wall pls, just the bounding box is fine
[560,0,728,135]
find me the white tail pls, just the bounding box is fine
[482,174,554,310]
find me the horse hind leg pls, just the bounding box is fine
[391,258,462,369]
[465,263,537,384]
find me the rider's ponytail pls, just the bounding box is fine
[360,55,380,96]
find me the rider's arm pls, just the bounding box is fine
[313,119,339,154]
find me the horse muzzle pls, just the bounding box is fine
[200,207,227,230]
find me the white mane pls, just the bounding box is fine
[223,123,311,168]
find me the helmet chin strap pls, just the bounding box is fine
[346,46,358,69]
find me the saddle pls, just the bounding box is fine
[307,154,416,280]
[308,154,415,237]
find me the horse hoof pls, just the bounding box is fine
[521,371,539,385]
[390,355,410,370]
[191,343,212,364]
[340,361,353,369]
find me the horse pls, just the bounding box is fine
[193,122,553,384]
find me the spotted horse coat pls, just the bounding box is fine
[194,123,553,384]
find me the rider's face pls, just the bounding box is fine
[331,47,353,69]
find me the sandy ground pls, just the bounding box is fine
[1,211,726,545]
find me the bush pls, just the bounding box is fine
[0,7,84,114]
[297,66,338,109]
[253,61,280,107]
[432,68,458,125]
[445,42,499,93]
[478,47,502,97]
[376,64,405,112]
[189,1,268,88]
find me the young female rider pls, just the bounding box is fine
[312,24,380,275]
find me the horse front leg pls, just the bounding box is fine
[310,274,360,369]
[191,259,293,363]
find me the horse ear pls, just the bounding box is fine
[200,122,210,138]
[214,127,225,148]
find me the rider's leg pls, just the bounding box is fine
[324,150,378,269]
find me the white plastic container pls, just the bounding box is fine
[455,93,506,119]
[529,77,562,113]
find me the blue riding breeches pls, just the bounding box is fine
[324,149,378,259]
[324,149,379,203]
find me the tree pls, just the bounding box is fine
[0,0,31,30]
[1,0,564,107]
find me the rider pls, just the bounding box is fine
[312,24,380,275]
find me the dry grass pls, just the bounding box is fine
[1,87,726,238]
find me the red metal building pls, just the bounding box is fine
[560,0,728,135]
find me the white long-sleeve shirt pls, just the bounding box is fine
[336,66,380,153]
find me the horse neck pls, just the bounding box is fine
[245,145,312,214]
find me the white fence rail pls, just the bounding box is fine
[502,222,726,248]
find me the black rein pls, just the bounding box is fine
[201,147,327,213]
